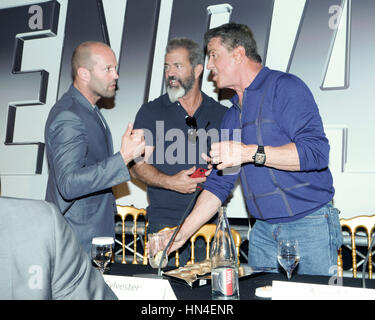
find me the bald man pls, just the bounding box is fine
[45,41,145,255]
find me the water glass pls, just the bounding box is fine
[277,239,300,280]
[148,233,168,269]
[92,237,114,274]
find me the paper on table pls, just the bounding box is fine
[272,280,375,300]
[103,274,177,300]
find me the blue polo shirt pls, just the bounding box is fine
[134,93,227,226]
[204,67,335,223]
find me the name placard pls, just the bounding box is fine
[103,274,177,300]
[272,280,375,300]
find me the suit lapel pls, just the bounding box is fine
[69,85,114,156]
[105,126,114,155]
[94,107,114,155]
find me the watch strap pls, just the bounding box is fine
[257,145,264,154]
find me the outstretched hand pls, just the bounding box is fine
[120,123,145,165]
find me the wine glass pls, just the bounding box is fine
[91,237,114,274]
[148,233,168,269]
[277,239,300,280]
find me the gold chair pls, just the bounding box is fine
[115,205,148,265]
[159,224,242,267]
[337,215,375,278]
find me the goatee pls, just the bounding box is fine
[166,74,194,103]
[167,86,186,103]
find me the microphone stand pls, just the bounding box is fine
[362,235,375,288]
[137,186,202,279]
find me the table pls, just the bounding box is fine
[108,263,375,300]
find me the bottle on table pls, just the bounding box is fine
[210,206,240,300]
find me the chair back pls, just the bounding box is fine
[159,224,241,267]
[337,215,375,278]
[115,205,148,265]
[188,224,241,264]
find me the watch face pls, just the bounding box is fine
[255,153,266,165]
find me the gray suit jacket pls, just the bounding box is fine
[45,85,130,254]
[0,197,117,299]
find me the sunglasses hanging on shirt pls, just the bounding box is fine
[185,115,198,144]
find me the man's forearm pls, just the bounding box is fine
[263,143,300,171]
[244,143,300,171]
[211,141,300,172]
[131,161,207,194]
[179,190,222,241]
[130,162,171,189]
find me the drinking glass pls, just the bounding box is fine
[148,233,168,269]
[277,239,300,280]
[91,237,114,274]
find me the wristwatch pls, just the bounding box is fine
[252,145,266,166]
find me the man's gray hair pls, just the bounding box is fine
[166,37,204,69]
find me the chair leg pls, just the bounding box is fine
[190,242,196,264]
[351,234,357,278]
[143,223,148,265]
[122,219,126,264]
[337,247,343,278]
[132,219,138,264]
[175,251,180,267]
[368,234,373,279]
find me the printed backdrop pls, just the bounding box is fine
[0,0,373,219]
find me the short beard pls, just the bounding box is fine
[166,86,185,103]
[166,73,194,103]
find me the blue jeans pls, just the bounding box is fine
[248,203,343,276]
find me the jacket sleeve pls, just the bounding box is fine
[46,110,130,200]
[274,75,330,171]
[48,202,117,300]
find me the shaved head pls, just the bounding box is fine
[71,41,118,104]
[71,41,112,79]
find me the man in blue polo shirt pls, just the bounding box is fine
[131,38,227,266]
[167,24,343,276]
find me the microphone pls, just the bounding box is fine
[157,185,202,276]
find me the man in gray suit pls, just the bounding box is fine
[45,41,145,254]
[0,195,117,299]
